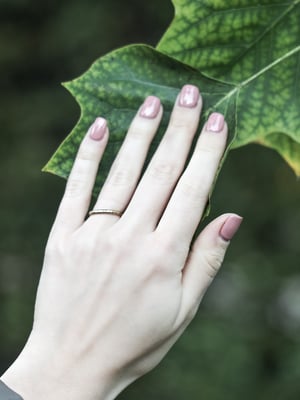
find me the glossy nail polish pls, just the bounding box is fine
[219,215,243,241]
[89,117,107,141]
[140,96,161,118]
[206,113,225,132]
[179,85,200,108]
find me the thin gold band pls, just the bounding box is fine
[88,209,123,217]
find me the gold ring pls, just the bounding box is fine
[88,208,123,217]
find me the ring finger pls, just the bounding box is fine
[90,96,163,222]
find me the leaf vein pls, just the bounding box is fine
[224,1,300,72]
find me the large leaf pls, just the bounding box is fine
[157,0,300,173]
[43,45,236,195]
[45,0,300,196]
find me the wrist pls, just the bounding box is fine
[1,333,131,400]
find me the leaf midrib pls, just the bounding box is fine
[223,0,300,74]
[162,1,292,43]
[161,0,300,80]
[211,45,300,113]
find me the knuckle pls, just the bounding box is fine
[171,119,188,131]
[45,237,64,260]
[149,235,188,271]
[196,144,216,155]
[107,168,133,187]
[73,238,96,259]
[202,249,225,279]
[180,181,208,203]
[149,160,177,182]
[139,244,169,277]
[77,149,91,161]
[169,114,191,131]
[161,236,188,258]
[186,305,198,324]
[128,114,158,140]
[65,178,85,198]
[103,230,129,254]
[127,123,145,140]
[196,138,224,158]
[103,235,120,253]
[155,241,174,262]
[77,143,98,161]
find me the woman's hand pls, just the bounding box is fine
[1,85,242,400]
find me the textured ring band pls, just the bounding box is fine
[88,209,123,217]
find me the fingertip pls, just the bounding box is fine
[219,214,243,242]
[190,213,242,255]
[88,117,108,141]
[139,96,161,119]
[178,84,201,108]
[205,112,225,133]
[192,213,230,247]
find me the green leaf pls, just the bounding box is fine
[157,0,300,174]
[45,0,300,201]
[43,44,237,195]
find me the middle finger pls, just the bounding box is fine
[124,85,202,230]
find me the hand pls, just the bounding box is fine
[1,85,242,400]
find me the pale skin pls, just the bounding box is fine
[1,85,242,400]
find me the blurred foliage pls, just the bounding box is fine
[0,0,300,399]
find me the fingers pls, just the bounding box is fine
[177,214,243,323]
[123,85,202,230]
[90,96,162,221]
[157,113,228,242]
[51,118,109,235]
[52,85,227,241]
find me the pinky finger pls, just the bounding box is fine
[178,214,243,323]
[51,118,109,236]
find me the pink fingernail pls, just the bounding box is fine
[219,215,243,241]
[206,113,225,133]
[179,85,200,108]
[139,96,161,119]
[89,117,107,141]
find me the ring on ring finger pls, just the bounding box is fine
[88,208,123,217]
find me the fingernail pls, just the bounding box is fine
[219,215,243,241]
[179,85,200,108]
[206,113,225,133]
[139,96,161,119]
[89,117,107,141]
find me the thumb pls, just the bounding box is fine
[180,213,243,321]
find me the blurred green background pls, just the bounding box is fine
[1,0,300,398]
